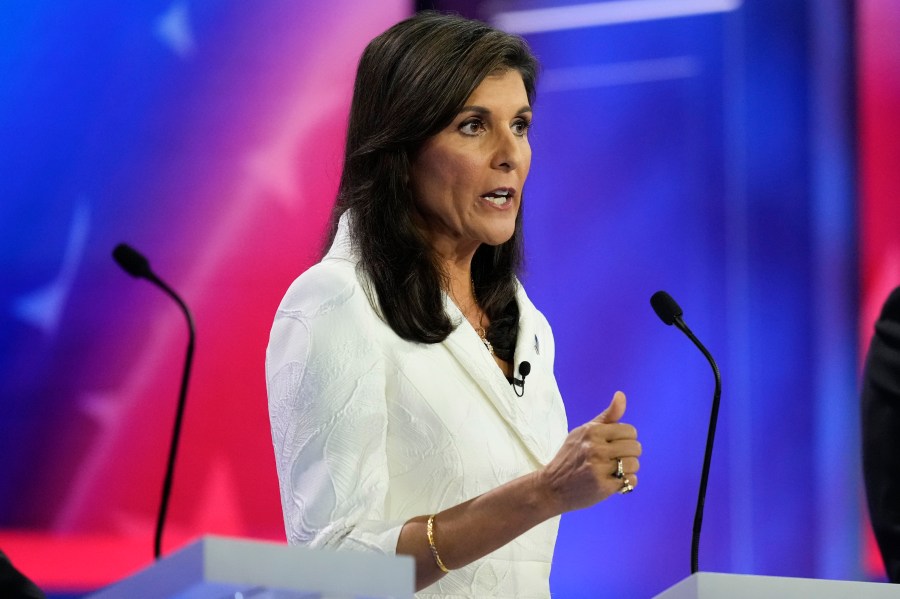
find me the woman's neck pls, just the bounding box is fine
[441,249,513,378]
[445,262,478,316]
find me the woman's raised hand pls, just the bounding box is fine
[396,391,640,588]
[537,391,641,514]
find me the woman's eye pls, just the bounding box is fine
[512,119,531,136]
[459,119,484,135]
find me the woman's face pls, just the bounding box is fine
[410,69,532,259]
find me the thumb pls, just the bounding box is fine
[595,391,627,424]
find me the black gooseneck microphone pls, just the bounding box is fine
[113,243,196,560]
[650,290,721,575]
[512,361,531,397]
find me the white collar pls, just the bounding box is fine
[323,210,355,263]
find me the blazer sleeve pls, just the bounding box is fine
[862,285,900,583]
[266,264,406,554]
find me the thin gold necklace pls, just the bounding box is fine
[471,281,494,356]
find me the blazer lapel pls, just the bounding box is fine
[441,290,553,465]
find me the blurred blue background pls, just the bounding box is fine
[466,1,860,595]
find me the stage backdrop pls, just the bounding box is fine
[477,0,859,595]
[0,0,409,594]
[0,0,894,597]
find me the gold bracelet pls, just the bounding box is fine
[426,514,450,573]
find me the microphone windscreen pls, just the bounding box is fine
[113,243,153,279]
[519,361,531,377]
[650,290,683,326]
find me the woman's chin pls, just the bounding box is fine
[479,226,516,247]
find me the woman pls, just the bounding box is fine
[266,12,642,597]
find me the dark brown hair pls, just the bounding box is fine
[326,11,538,346]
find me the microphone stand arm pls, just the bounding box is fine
[674,316,722,575]
[146,272,196,561]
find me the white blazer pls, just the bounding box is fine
[266,216,568,598]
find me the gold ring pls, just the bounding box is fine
[618,477,634,495]
[615,458,625,479]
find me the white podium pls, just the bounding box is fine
[87,536,414,599]
[654,572,899,598]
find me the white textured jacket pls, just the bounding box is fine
[266,216,568,598]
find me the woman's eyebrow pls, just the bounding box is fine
[459,105,533,115]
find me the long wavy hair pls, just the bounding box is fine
[326,11,537,349]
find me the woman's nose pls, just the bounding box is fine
[491,130,526,171]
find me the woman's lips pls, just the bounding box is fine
[479,187,516,208]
